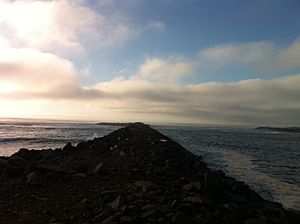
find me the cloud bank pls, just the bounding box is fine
[0,0,299,125]
[1,53,299,125]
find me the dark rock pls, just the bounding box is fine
[77,142,87,149]
[171,211,192,224]
[182,195,204,205]
[141,204,156,211]
[63,142,74,151]
[244,217,267,224]
[182,181,202,192]
[108,195,125,211]
[134,180,157,193]
[119,151,126,157]
[26,172,42,185]
[75,173,87,178]
[120,216,132,223]
[141,209,156,219]
[193,214,209,224]
[81,198,88,204]
[0,158,9,171]
[92,162,103,174]
[102,215,116,224]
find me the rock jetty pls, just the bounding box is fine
[0,122,299,224]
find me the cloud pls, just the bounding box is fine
[1,51,299,125]
[275,37,300,71]
[0,46,106,100]
[198,38,300,72]
[147,21,166,32]
[0,0,134,56]
[131,58,193,83]
[87,74,300,125]
[199,41,275,68]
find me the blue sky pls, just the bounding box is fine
[84,0,300,83]
[0,0,299,125]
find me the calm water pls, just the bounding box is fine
[0,119,299,210]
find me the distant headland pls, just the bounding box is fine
[96,122,132,126]
[256,127,300,133]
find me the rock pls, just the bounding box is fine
[0,158,9,170]
[14,193,22,198]
[134,180,157,193]
[182,195,204,205]
[92,162,103,174]
[63,142,73,151]
[141,204,156,211]
[170,200,178,208]
[108,195,124,210]
[81,198,88,204]
[223,202,238,213]
[9,155,28,167]
[120,216,132,223]
[26,172,42,185]
[204,171,225,196]
[102,215,116,224]
[244,217,267,224]
[158,217,165,223]
[141,209,156,219]
[119,151,126,157]
[262,207,282,218]
[193,214,209,224]
[76,173,87,178]
[77,142,87,149]
[182,181,202,192]
[102,190,119,204]
[171,211,192,224]
[182,182,202,192]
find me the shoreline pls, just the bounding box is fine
[0,122,299,223]
[256,127,300,133]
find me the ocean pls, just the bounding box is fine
[0,119,299,210]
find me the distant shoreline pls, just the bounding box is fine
[96,122,132,126]
[256,127,300,133]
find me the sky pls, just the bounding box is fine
[0,0,300,125]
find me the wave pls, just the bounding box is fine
[220,148,300,210]
[0,137,75,144]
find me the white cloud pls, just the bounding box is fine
[198,38,300,73]
[199,41,275,68]
[0,46,107,100]
[0,46,79,95]
[0,0,134,56]
[147,21,166,32]
[275,38,300,71]
[131,58,193,83]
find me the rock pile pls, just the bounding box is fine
[0,122,299,224]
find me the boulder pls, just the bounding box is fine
[134,180,157,193]
[171,211,192,224]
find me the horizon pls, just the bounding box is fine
[0,116,289,128]
[0,0,300,126]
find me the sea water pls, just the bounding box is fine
[0,119,299,210]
